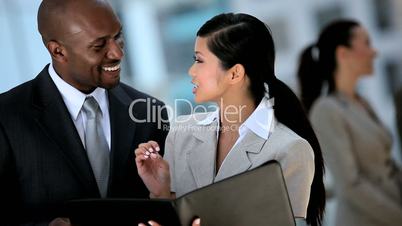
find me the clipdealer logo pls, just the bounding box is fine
[128,98,248,130]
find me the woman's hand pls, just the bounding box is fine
[135,141,171,198]
[48,218,71,226]
[139,218,201,226]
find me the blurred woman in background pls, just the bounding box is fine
[298,19,402,226]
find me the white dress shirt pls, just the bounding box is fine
[48,64,111,150]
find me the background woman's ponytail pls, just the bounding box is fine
[298,44,325,113]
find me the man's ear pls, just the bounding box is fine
[47,41,67,63]
[228,63,246,84]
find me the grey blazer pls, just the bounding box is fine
[164,112,315,218]
[310,92,402,226]
[394,88,402,155]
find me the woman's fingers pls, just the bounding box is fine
[135,141,163,174]
[135,145,157,160]
[148,141,160,152]
[192,218,201,226]
[135,152,149,167]
[134,147,149,166]
[139,141,160,154]
[49,218,71,226]
[138,147,160,160]
[135,144,151,156]
[147,220,161,226]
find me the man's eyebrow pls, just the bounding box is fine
[89,27,123,45]
[89,36,107,45]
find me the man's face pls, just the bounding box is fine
[59,4,124,93]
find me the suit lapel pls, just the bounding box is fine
[214,132,266,182]
[214,123,291,182]
[337,93,392,151]
[357,105,392,150]
[31,66,98,194]
[188,121,218,188]
[107,86,136,188]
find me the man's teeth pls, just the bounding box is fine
[103,64,120,72]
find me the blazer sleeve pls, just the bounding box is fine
[153,105,169,157]
[162,122,177,193]
[394,89,402,150]
[276,137,315,219]
[310,101,402,225]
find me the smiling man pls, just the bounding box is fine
[38,0,124,93]
[0,0,168,224]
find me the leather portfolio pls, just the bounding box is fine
[63,160,296,226]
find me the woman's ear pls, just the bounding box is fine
[336,45,350,64]
[228,64,246,84]
[47,41,67,63]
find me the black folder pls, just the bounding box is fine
[63,160,295,226]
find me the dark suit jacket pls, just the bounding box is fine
[0,65,169,224]
[395,87,402,155]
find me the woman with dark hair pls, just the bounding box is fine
[298,19,402,226]
[136,13,325,226]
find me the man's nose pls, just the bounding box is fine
[107,40,124,60]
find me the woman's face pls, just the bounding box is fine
[346,26,377,76]
[188,37,230,103]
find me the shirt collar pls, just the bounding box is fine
[239,97,275,140]
[195,97,275,140]
[48,63,109,120]
[197,109,220,126]
[196,108,220,139]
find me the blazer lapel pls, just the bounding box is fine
[31,66,98,194]
[107,86,136,187]
[188,121,218,188]
[214,131,266,182]
[337,93,392,151]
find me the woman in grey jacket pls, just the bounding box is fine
[137,13,326,226]
[298,19,402,226]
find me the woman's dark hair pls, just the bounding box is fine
[297,20,360,113]
[197,13,325,226]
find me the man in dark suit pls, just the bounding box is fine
[0,0,168,224]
